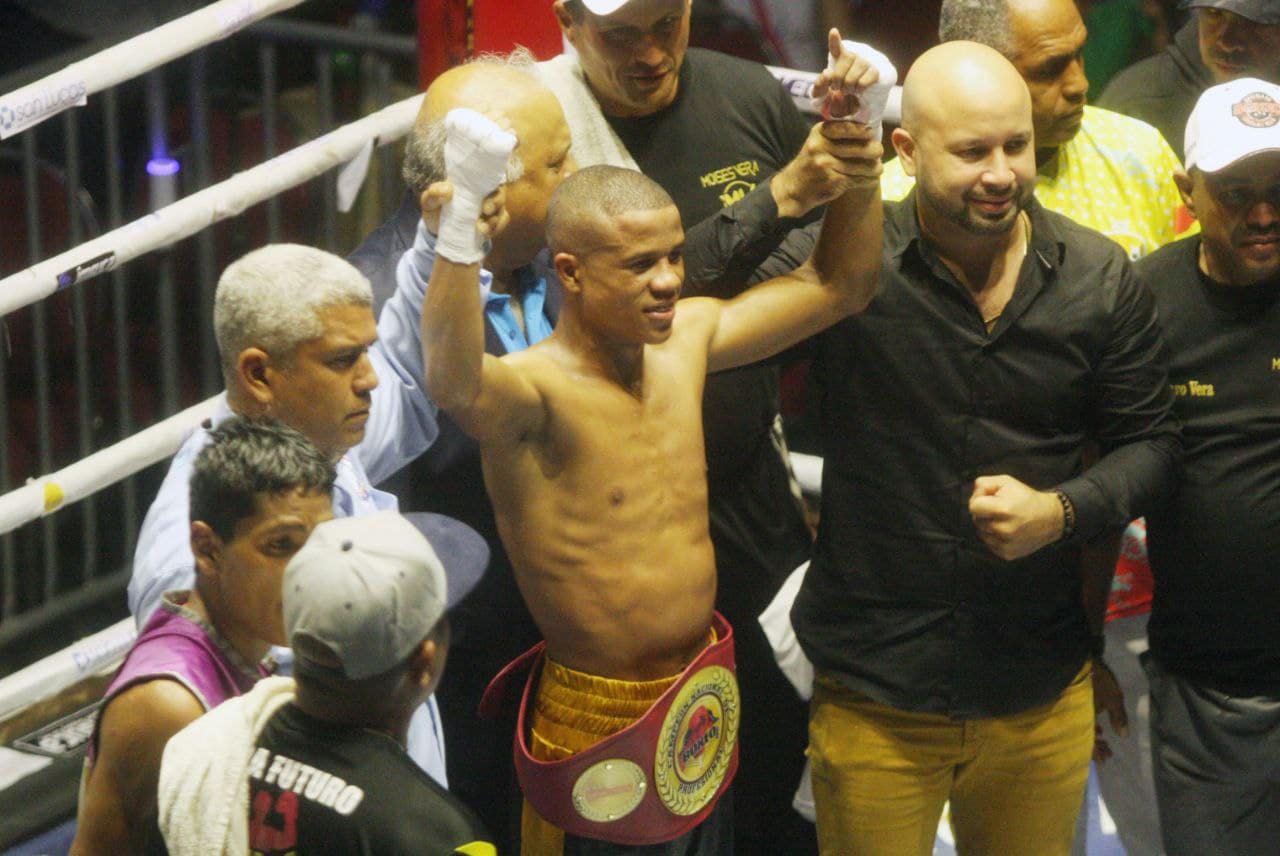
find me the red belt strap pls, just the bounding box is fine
[484,613,739,845]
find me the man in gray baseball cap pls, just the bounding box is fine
[156,511,494,856]
[1183,0,1280,24]
[1099,0,1280,153]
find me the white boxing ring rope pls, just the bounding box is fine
[0,93,424,319]
[0,85,424,531]
[0,0,307,140]
[0,398,218,536]
[0,72,904,320]
[0,619,138,725]
[0,52,891,725]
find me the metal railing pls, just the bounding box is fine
[0,12,417,657]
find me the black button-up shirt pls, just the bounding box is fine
[793,192,1180,718]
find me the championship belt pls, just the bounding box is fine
[481,613,739,845]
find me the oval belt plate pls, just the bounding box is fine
[653,664,739,816]
[572,759,647,823]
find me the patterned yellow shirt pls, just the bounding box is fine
[880,105,1198,260]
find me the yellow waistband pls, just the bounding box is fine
[533,626,718,757]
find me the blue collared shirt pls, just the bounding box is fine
[396,220,554,354]
[483,266,554,352]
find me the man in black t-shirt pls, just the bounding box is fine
[1139,78,1280,856]
[157,511,493,856]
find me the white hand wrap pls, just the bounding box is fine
[814,41,898,132]
[437,107,518,265]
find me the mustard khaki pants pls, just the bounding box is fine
[808,665,1094,856]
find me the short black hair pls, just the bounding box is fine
[189,417,336,541]
[545,164,677,253]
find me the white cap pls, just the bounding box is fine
[1185,77,1280,173]
[578,0,633,14]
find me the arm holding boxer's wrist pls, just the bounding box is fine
[422,109,546,446]
[700,116,883,374]
[771,31,896,219]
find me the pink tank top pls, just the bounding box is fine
[89,593,267,762]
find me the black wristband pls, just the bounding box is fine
[1090,633,1106,661]
[1054,489,1077,542]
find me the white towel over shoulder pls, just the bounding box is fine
[157,676,297,856]
[534,54,639,171]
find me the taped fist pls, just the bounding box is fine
[812,32,897,130]
[437,107,518,265]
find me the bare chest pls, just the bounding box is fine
[518,359,710,519]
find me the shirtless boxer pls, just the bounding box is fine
[420,49,885,851]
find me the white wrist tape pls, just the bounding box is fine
[813,41,898,131]
[437,107,517,265]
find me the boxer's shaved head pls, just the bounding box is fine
[899,41,1031,143]
[546,165,676,254]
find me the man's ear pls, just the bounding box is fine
[408,639,438,689]
[554,251,584,295]
[891,128,917,177]
[1173,168,1196,218]
[190,520,222,582]
[236,348,274,406]
[552,1,576,39]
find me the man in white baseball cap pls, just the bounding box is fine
[1183,75,1280,173]
[156,511,494,856]
[1135,76,1280,855]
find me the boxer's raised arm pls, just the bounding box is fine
[421,110,546,446]
[703,119,883,374]
[423,261,547,448]
[769,32,896,218]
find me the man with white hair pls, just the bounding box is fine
[127,242,458,783]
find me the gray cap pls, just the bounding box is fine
[1181,0,1280,24]
[283,511,488,679]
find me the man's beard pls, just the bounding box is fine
[921,179,1032,236]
